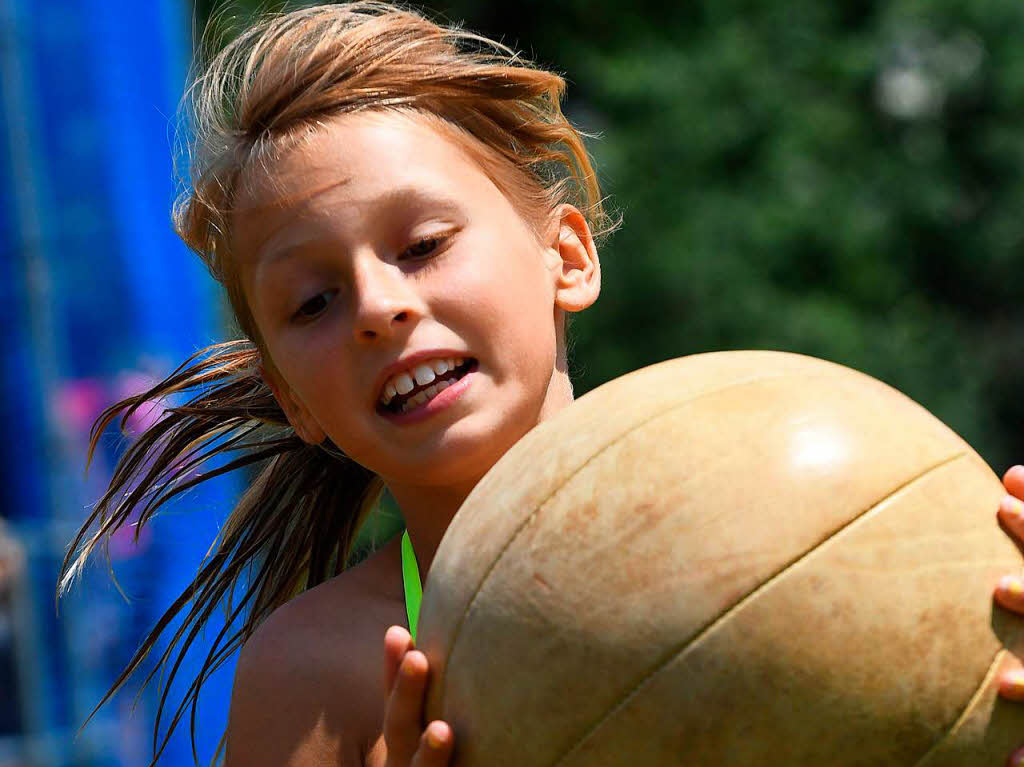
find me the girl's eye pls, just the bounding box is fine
[293,291,334,322]
[402,234,447,260]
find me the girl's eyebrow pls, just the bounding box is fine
[254,185,464,269]
[363,185,465,219]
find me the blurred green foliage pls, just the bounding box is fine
[196,0,1023,476]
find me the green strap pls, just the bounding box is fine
[401,528,422,642]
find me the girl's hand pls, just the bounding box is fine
[383,625,455,767]
[993,465,1024,767]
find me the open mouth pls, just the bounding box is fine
[377,358,477,416]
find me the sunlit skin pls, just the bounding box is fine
[231,109,1024,767]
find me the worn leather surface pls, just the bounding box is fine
[417,350,1024,767]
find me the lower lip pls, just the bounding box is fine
[379,361,478,426]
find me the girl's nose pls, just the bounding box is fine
[351,254,420,341]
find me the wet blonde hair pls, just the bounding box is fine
[58,2,620,764]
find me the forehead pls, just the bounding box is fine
[231,110,496,264]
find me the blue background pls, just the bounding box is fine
[1,0,239,764]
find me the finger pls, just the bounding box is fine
[1003,465,1024,500]
[410,721,454,767]
[383,650,429,760]
[997,495,1024,560]
[995,575,1024,614]
[997,654,1024,701]
[385,625,414,692]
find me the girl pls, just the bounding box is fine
[58,3,1024,766]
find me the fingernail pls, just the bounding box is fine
[1003,670,1024,697]
[999,576,1024,600]
[426,723,447,749]
[1001,495,1024,517]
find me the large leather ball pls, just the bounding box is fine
[418,350,1024,766]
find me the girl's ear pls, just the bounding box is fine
[544,204,601,313]
[258,361,327,445]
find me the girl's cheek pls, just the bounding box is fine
[282,311,340,353]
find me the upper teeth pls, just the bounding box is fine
[380,357,465,405]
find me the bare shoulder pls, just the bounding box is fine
[224,534,406,767]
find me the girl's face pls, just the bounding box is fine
[232,110,599,491]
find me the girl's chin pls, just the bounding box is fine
[378,428,524,485]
